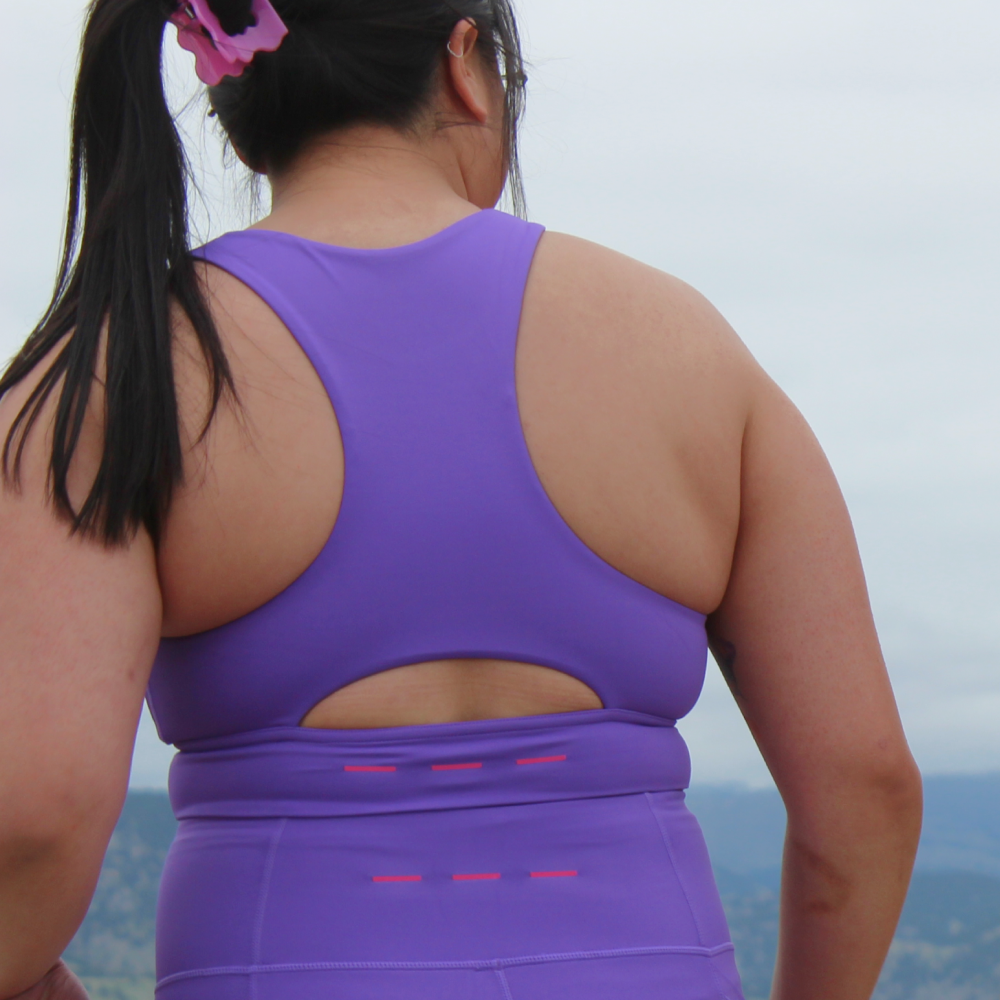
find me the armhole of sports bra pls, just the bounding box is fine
[504,230,708,625]
[166,248,349,635]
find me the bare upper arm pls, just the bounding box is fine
[0,351,161,842]
[707,373,917,814]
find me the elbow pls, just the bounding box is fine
[875,751,923,824]
[783,747,923,893]
[0,780,122,911]
[0,823,108,999]
[0,779,126,996]
[857,744,924,846]
[780,756,922,919]
[787,740,923,835]
[784,740,924,841]
[1,767,126,844]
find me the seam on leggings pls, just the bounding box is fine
[178,787,662,822]
[643,793,738,1000]
[643,792,707,947]
[156,943,737,987]
[495,967,515,1000]
[250,817,287,1000]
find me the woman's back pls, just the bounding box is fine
[157,176,750,732]
[135,175,757,1000]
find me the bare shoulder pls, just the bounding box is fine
[521,230,768,447]
[0,335,105,514]
[531,232,755,357]
[516,232,769,611]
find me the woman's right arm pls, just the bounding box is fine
[0,370,162,997]
[707,372,922,1000]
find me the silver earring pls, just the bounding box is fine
[447,42,463,58]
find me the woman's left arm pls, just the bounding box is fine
[0,376,162,997]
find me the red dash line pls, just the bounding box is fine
[344,765,397,772]
[372,875,422,883]
[453,873,501,881]
[516,755,567,765]
[431,762,483,771]
[531,870,578,878]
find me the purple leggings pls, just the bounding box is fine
[155,711,744,999]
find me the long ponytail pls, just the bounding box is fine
[0,0,233,546]
[2,0,527,548]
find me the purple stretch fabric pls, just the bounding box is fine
[147,209,745,999]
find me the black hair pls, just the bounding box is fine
[213,0,526,212]
[0,0,526,546]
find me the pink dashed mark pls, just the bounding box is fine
[530,870,578,878]
[372,875,422,883]
[431,762,483,771]
[344,765,397,772]
[453,872,501,881]
[516,755,567,765]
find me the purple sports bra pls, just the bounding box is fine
[147,209,708,746]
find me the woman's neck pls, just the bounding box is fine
[254,124,484,249]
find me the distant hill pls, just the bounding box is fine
[686,772,1000,878]
[62,793,175,1000]
[708,866,1000,1000]
[64,775,1000,1000]
[687,774,1000,999]
[917,773,1000,875]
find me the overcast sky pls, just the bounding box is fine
[2,1,999,789]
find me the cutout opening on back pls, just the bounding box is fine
[300,658,605,730]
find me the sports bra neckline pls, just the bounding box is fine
[217,207,492,258]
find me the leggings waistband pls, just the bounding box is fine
[168,708,691,819]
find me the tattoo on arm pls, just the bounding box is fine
[707,631,741,698]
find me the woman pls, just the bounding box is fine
[0,1,922,998]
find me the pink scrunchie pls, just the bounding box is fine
[170,0,289,86]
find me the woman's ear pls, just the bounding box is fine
[445,19,491,123]
[227,139,267,175]
[230,142,252,168]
